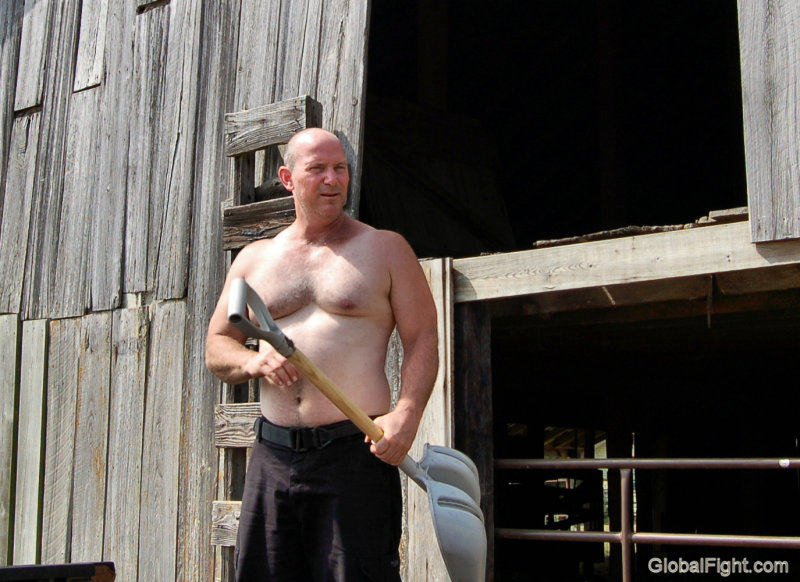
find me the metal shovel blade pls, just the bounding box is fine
[227,278,488,581]
[404,443,482,504]
[402,452,487,581]
[428,480,488,582]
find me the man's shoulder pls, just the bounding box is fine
[229,237,276,271]
[351,221,408,247]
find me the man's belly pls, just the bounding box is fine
[258,308,394,427]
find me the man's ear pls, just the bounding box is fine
[278,166,293,191]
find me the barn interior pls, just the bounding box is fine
[362,1,800,580]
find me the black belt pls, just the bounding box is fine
[254,416,362,451]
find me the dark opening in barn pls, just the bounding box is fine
[364,2,800,580]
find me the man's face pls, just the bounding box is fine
[283,132,349,221]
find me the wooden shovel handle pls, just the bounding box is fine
[287,348,385,443]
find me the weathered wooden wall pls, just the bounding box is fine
[0,1,369,581]
[738,1,800,242]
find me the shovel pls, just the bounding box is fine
[228,277,487,582]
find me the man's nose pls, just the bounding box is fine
[322,168,337,184]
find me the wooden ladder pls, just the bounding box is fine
[210,95,321,581]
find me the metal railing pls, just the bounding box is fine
[495,458,800,582]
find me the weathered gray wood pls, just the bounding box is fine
[125,0,201,301]
[13,319,48,565]
[453,222,800,304]
[139,300,185,582]
[215,403,261,448]
[51,87,100,317]
[231,0,282,198]
[40,317,81,564]
[211,500,241,548]
[21,0,81,320]
[0,112,40,314]
[222,197,296,250]
[0,0,25,222]
[274,2,322,101]
[738,1,800,242]
[233,0,281,112]
[178,3,241,579]
[151,0,201,300]
[104,307,148,582]
[405,259,454,582]
[14,0,52,111]
[125,4,168,294]
[73,0,108,91]
[224,96,321,157]
[0,314,20,566]
[315,0,370,216]
[89,0,134,312]
[71,312,112,562]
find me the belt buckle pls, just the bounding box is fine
[301,426,331,450]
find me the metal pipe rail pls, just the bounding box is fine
[495,458,800,582]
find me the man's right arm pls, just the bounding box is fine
[205,241,300,386]
[205,262,258,384]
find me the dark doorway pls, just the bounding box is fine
[491,300,800,581]
[362,1,747,257]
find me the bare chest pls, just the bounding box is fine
[250,245,389,320]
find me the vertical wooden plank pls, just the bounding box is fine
[21,0,82,320]
[139,300,185,582]
[12,319,48,565]
[51,87,100,317]
[126,0,201,301]
[738,0,800,241]
[233,0,280,111]
[454,301,495,582]
[151,0,202,300]
[231,0,280,192]
[404,258,454,582]
[0,315,20,566]
[90,0,135,312]
[104,307,149,582]
[14,0,52,111]
[316,0,370,216]
[0,0,25,221]
[125,3,168,294]
[41,317,81,563]
[178,1,240,580]
[274,2,321,101]
[73,0,109,91]
[70,312,112,562]
[0,112,41,314]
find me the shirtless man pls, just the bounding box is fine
[206,128,438,581]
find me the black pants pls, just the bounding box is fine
[235,426,402,581]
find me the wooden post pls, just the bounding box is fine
[0,314,20,566]
[454,301,494,581]
[13,319,48,564]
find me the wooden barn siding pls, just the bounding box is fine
[232,0,369,211]
[738,1,800,242]
[0,0,369,580]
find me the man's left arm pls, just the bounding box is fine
[371,232,439,465]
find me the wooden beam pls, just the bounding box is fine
[224,95,321,157]
[214,402,260,448]
[404,259,454,582]
[211,501,240,548]
[453,222,800,304]
[222,196,295,251]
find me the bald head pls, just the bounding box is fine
[284,128,344,171]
